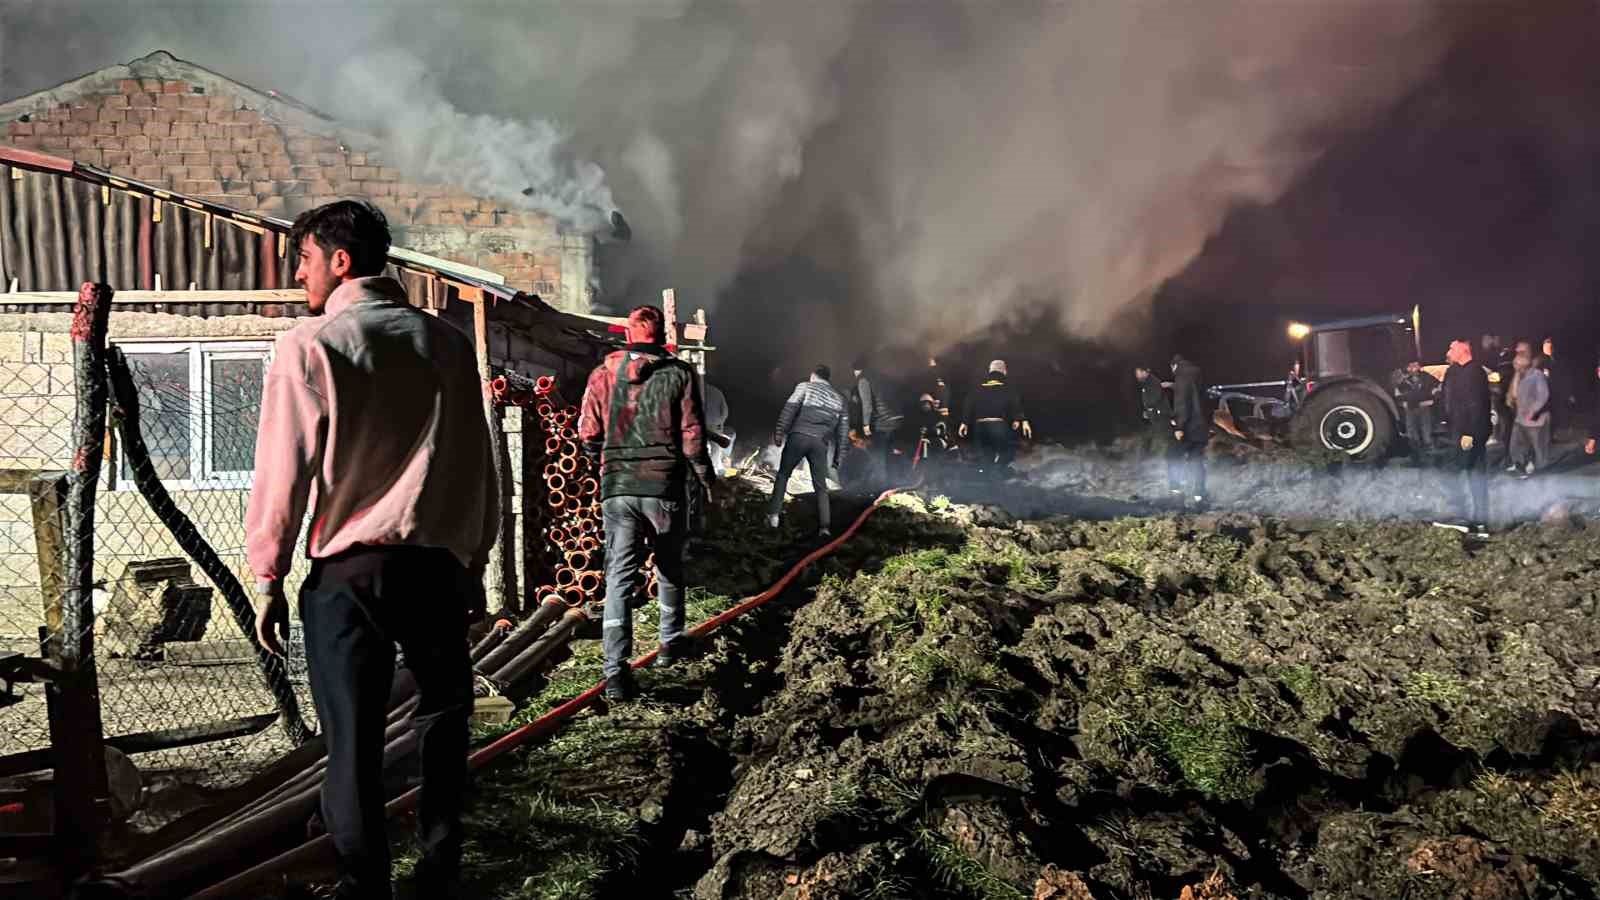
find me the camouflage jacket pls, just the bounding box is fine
[578,343,713,500]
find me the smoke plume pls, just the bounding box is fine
[1,1,1472,356]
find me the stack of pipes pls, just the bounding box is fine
[487,371,657,646]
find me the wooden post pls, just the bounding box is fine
[661,288,679,349]
[54,282,114,879]
[472,297,513,615]
[26,473,68,654]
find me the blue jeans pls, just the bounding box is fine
[601,495,688,679]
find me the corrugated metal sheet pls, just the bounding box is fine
[0,164,293,294]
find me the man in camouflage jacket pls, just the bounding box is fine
[578,305,714,700]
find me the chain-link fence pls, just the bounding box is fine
[1,333,318,833]
[0,346,75,757]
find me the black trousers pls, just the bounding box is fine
[1455,440,1489,523]
[301,545,474,898]
[1167,439,1207,497]
[1138,418,1171,459]
[768,433,833,530]
[973,420,1015,471]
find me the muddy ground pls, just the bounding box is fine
[387,443,1600,900]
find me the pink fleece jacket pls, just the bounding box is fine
[245,276,498,595]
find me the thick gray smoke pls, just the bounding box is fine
[1,0,1466,347]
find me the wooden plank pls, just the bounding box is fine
[26,475,68,647]
[160,639,254,666]
[473,298,513,615]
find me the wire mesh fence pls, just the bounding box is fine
[0,346,75,757]
[1,334,318,832]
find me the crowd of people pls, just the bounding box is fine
[1136,332,1599,537]
[763,357,1035,535]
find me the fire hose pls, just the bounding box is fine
[176,485,902,900]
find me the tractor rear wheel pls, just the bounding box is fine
[1292,386,1394,461]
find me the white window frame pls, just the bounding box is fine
[115,340,274,491]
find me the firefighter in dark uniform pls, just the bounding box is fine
[1134,365,1172,460]
[1167,354,1209,505]
[959,359,1032,477]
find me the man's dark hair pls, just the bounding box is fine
[627,305,665,343]
[814,364,831,380]
[289,200,391,277]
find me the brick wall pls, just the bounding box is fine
[3,76,590,311]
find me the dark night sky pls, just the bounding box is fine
[1150,2,1600,391]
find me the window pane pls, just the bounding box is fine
[124,352,191,481]
[208,357,264,474]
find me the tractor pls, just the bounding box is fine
[1209,307,1446,461]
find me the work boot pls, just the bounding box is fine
[766,513,780,529]
[815,528,833,541]
[603,671,638,702]
[653,637,699,667]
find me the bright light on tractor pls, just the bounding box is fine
[1287,322,1311,340]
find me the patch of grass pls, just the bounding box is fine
[1078,702,1141,754]
[881,547,954,577]
[1405,671,1466,707]
[913,825,1028,900]
[822,775,867,821]
[1097,548,1146,576]
[929,495,952,512]
[441,775,644,900]
[896,641,1006,693]
[1279,664,1334,718]
[1472,769,1532,806]
[1151,709,1252,802]
[521,852,611,900]
[1544,770,1600,835]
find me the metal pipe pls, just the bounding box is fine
[545,472,566,494]
[472,599,565,677]
[494,609,587,693]
[546,489,567,509]
[555,567,576,588]
[556,456,577,475]
[559,586,588,608]
[564,551,590,571]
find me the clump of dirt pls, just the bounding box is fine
[444,478,1600,899]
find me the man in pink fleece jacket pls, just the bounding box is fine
[245,200,497,900]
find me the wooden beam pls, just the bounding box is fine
[473,299,513,615]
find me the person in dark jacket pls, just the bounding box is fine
[1394,360,1438,451]
[1442,339,1491,533]
[578,305,714,701]
[1541,336,1576,436]
[1134,365,1172,460]
[959,360,1032,475]
[850,358,904,490]
[1483,334,1515,447]
[767,365,850,537]
[1167,354,1209,505]
[1285,360,1305,411]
